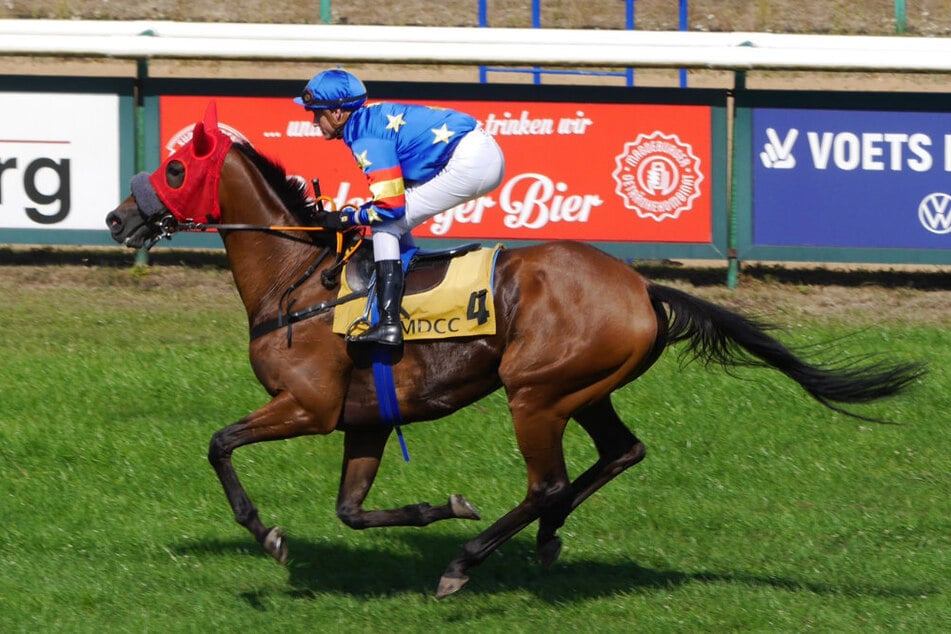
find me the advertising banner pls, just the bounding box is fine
[158,95,714,244]
[0,92,121,231]
[753,107,951,250]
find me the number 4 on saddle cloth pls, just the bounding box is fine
[333,242,504,462]
[333,243,503,341]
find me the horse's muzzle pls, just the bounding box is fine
[106,198,157,249]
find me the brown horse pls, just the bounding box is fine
[106,107,923,598]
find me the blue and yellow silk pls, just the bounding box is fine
[342,102,477,225]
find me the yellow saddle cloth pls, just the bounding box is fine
[332,244,503,341]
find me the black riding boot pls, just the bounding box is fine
[349,259,404,346]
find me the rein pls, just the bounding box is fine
[144,211,342,249]
[174,221,338,247]
[156,196,357,245]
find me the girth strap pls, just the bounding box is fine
[248,289,368,342]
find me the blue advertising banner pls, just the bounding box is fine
[752,108,951,250]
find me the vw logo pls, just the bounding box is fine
[918,192,951,235]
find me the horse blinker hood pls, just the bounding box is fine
[148,101,233,224]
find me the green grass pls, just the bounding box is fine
[1,265,948,632]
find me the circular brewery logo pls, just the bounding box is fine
[164,123,250,157]
[611,131,703,222]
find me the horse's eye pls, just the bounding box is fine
[166,160,186,189]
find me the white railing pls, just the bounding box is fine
[2,19,951,73]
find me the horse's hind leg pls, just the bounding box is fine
[437,407,572,598]
[335,426,481,529]
[536,396,646,569]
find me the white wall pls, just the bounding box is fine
[1,20,951,73]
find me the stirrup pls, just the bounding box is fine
[345,316,372,340]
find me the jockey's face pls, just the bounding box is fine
[312,108,348,140]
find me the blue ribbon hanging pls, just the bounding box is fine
[368,247,417,462]
[371,347,410,462]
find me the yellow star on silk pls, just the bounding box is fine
[385,113,407,132]
[431,124,455,144]
[366,206,384,223]
[354,150,372,170]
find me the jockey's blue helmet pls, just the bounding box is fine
[294,69,367,111]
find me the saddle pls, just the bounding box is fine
[345,240,483,296]
[333,240,502,341]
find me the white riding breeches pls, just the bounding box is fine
[371,126,504,261]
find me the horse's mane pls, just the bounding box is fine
[233,142,317,226]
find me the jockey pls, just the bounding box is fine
[294,68,505,347]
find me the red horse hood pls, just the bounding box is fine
[149,101,233,223]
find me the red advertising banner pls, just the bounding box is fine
[159,95,712,243]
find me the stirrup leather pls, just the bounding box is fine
[346,259,404,346]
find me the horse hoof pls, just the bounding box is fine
[449,494,481,521]
[539,536,562,570]
[263,526,288,564]
[436,573,470,599]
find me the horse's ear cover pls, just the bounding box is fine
[148,100,234,223]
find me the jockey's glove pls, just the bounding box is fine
[314,210,354,230]
[355,202,402,225]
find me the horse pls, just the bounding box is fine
[105,104,923,598]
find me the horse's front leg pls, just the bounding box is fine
[335,426,481,529]
[207,390,329,563]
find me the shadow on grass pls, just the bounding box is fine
[0,245,230,270]
[3,246,949,290]
[174,531,936,603]
[632,259,951,291]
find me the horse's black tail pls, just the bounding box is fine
[647,283,925,421]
